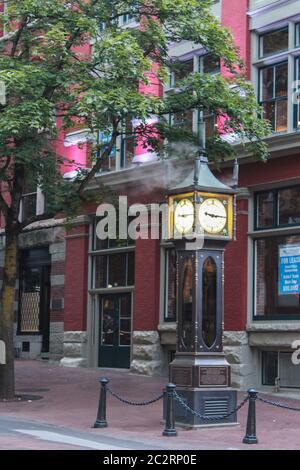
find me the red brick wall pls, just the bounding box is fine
[221,0,250,78]
[64,225,89,331]
[133,237,161,331]
[224,198,249,331]
[239,154,300,187]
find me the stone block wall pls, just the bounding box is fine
[223,330,259,390]
[131,330,164,376]
[60,331,87,367]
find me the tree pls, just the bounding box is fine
[0,0,269,399]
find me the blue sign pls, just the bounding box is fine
[279,245,300,296]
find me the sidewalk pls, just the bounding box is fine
[0,360,300,450]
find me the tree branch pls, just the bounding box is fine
[77,118,120,198]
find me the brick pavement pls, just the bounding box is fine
[0,360,300,450]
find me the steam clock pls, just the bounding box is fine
[167,144,238,427]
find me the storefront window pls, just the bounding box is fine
[255,235,300,317]
[254,186,300,319]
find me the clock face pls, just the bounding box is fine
[198,198,227,235]
[174,198,194,235]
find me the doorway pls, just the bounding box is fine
[98,293,132,368]
[18,249,51,353]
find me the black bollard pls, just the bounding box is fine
[163,383,177,437]
[243,389,258,444]
[94,377,109,428]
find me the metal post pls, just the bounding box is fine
[163,383,177,437]
[94,377,109,428]
[243,389,258,444]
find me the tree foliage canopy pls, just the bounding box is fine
[0,0,270,222]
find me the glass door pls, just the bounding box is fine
[99,293,132,368]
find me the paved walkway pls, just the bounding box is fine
[0,360,300,450]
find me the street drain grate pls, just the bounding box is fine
[0,394,44,402]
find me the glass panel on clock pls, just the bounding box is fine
[179,256,194,351]
[202,257,217,348]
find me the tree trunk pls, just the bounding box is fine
[0,228,18,399]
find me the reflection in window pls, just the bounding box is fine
[202,257,217,348]
[279,187,300,225]
[164,249,177,321]
[256,191,274,228]
[256,186,300,229]
[173,59,194,85]
[202,53,220,74]
[259,27,289,58]
[262,351,278,386]
[255,235,300,317]
[93,253,135,288]
[173,110,194,131]
[101,299,114,345]
[260,63,288,133]
[179,257,194,351]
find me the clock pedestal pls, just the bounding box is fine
[167,244,237,428]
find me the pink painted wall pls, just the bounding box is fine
[221,0,250,79]
[134,63,163,163]
[55,42,91,176]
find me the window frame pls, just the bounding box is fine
[253,235,300,321]
[90,218,135,292]
[254,184,300,231]
[295,23,300,48]
[253,184,300,321]
[259,26,289,59]
[258,60,289,134]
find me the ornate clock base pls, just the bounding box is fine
[167,387,238,428]
[166,353,238,428]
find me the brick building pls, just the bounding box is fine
[1,0,300,391]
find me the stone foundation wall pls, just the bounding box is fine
[223,330,259,390]
[49,322,64,359]
[131,330,164,376]
[60,331,88,367]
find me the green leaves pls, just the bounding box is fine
[0,0,270,227]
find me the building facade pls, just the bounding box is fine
[1,0,300,391]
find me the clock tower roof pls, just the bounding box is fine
[168,156,235,195]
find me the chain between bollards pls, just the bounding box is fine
[93,377,109,428]
[163,383,177,437]
[243,389,258,444]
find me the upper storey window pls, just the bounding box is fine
[259,62,288,133]
[202,53,221,74]
[259,27,289,58]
